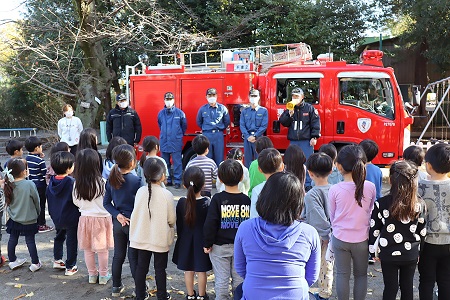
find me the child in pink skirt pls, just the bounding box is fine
[73,148,113,284]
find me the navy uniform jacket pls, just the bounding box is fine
[196,103,230,131]
[240,106,268,139]
[106,105,142,145]
[158,106,187,153]
[279,103,320,141]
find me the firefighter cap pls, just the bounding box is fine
[206,88,217,95]
[249,89,260,97]
[164,92,174,99]
[291,88,304,96]
[116,93,127,101]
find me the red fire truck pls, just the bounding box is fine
[126,43,413,166]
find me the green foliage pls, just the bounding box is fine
[379,0,450,73]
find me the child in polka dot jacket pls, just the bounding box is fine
[369,160,426,300]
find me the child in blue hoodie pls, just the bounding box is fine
[234,172,320,300]
[47,151,80,276]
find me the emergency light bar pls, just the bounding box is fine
[361,50,384,67]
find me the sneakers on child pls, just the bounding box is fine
[53,259,66,269]
[29,261,42,272]
[65,265,78,276]
[89,274,98,284]
[38,225,54,233]
[186,291,197,300]
[196,294,209,300]
[111,285,125,297]
[99,274,111,285]
[9,258,27,270]
[0,255,6,267]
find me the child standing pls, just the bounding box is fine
[5,139,24,168]
[284,144,306,186]
[73,149,113,285]
[250,148,284,218]
[248,136,273,198]
[186,135,217,198]
[417,143,450,300]
[360,139,383,199]
[129,158,175,300]
[103,144,142,297]
[173,167,212,300]
[45,142,70,185]
[216,148,250,195]
[403,145,428,181]
[4,158,41,271]
[47,151,80,275]
[0,171,5,266]
[318,143,343,185]
[136,136,169,187]
[203,160,251,300]
[25,136,53,233]
[369,160,426,300]
[303,153,334,300]
[102,136,127,179]
[329,145,376,300]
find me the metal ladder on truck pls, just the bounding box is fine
[416,76,450,146]
[155,42,313,71]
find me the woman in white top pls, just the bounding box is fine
[57,104,83,155]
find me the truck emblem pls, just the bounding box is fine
[357,118,372,133]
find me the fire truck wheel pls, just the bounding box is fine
[182,147,197,170]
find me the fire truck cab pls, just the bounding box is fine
[127,43,413,166]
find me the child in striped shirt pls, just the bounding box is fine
[186,135,218,198]
[25,136,53,233]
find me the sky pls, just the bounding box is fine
[0,0,25,24]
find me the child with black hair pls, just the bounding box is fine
[136,136,169,187]
[303,152,334,300]
[359,139,383,199]
[318,143,343,185]
[103,144,142,297]
[403,145,428,181]
[329,145,376,300]
[284,144,306,186]
[5,139,24,168]
[216,148,250,195]
[47,151,80,275]
[4,158,41,271]
[203,160,251,300]
[418,143,450,299]
[25,136,53,233]
[248,136,273,198]
[102,136,127,179]
[73,149,113,285]
[250,148,284,218]
[45,142,70,185]
[369,160,426,300]
[173,167,212,300]
[186,135,217,197]
[78,128,103,173]
[129,158,175,300]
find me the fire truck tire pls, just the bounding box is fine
[182,147,197,170]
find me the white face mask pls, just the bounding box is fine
[65,110,74,117]
[164,100,174,108]
[207,97,217,104]
[250,97,260,105]
[118,101,128,109]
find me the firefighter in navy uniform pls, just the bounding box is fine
[279,87,320,190]
[106,93,142,146]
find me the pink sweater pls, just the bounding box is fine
[329,181,376,243]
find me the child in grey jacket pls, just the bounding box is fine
[303,153,334,300]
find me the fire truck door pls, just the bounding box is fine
[181,79,224,135]
[334,72,398,164]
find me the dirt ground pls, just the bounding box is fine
[0,146,426,300]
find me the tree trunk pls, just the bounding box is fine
[73,0,112,128]
[415,39,429,128]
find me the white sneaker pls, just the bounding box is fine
[53,259,66,269]
[9,258,27,270]
[65,265,78,276]
[29,261,42,272]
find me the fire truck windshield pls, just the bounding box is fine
[339,77,395,120]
